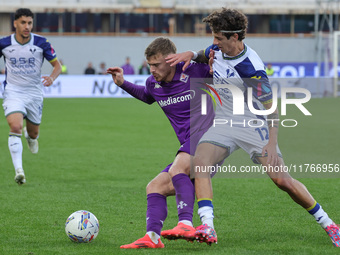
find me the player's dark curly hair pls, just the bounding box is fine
[145,37,177,59]
[203,8,248,41]
[14,8,34,20]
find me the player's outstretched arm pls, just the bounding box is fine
[107,67,124,86]
[107,66,154,104]
[42,59,62,87]
[165,50,208,71]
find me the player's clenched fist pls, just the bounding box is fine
[42,76,54,87]
[107,67,124,86]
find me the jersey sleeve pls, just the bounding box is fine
[246,70,272,104]
[204,44,219,59]
[120,78,155,104]
[34,35,57,62]
[235,60,272,104]
[0,36,11,59]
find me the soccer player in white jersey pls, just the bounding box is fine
[0,8,62,185]
[165,8,340,247]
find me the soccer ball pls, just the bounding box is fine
[65,210,99,243]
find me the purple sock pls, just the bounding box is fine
[172,173,195,222]
[146,193,167,235]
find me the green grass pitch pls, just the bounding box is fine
[0,97,339,255]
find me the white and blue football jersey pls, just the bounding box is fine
[0,33,57,95]
[205,44,272,121]
[200,44,282,162]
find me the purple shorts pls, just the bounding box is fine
[161,163,173,173]
[161,129,214,174]
[161,128,219,177]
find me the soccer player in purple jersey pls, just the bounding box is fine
[165,8,340,247]
[0,8,61,185]
[107,37,214,249]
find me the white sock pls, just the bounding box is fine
[198,206,214,229]
[146,231,160,244]
[8,134,23,170]
[312,206,333,229]
[179,220,193,227]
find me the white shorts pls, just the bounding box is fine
[2,90,43,125]
[199,121,282,164]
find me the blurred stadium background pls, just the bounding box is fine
[0,2,339,254]
[0,0,340,96]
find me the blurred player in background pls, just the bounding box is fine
[98,62,107,75]
[107,37,214,249]
[265,63,274,76]
[138,60,151,75]
[165,8,340,247]
[0,8,61,185]
[121,56,135,75]
[84,62,96,74]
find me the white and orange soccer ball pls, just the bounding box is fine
[65,210,99,243]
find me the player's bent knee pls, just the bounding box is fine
[193,155,211,168]
[193,156,214,177]
[26,127,39,139]
[28,131,39,139]
[146,180,157,194]
[10,124,23,134]
[168,167,189,177]
[146,179,174,196]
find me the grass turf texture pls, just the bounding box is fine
[0,97,339,255]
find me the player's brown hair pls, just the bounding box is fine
[145,37,177,59]
[203,8,248,41]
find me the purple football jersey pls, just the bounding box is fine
[121,62,214,154]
